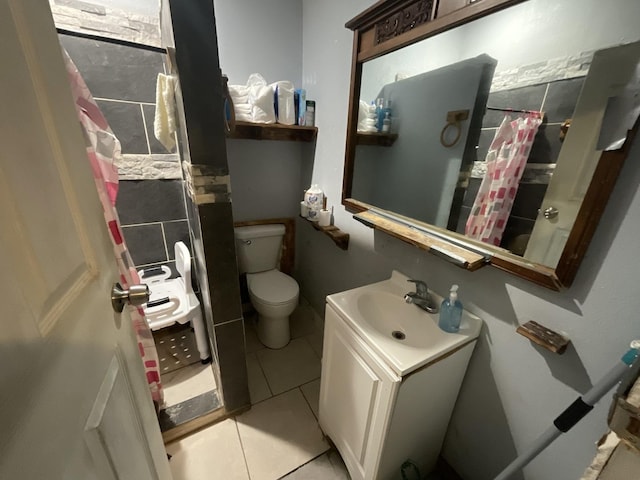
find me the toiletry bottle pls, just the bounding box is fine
[305,100,316,127]
[438,285,463,333]
[375,97,385,131]
[382,111,391,133]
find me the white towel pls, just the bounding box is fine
[234,104,252,114]
[154,73,176,152]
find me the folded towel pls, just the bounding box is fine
[233,103,252,114]
[154,73,176,152]
[235,112,253,122]
[229,85,249,97]
[230,94,249,104]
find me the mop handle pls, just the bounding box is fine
[494,342,640,480]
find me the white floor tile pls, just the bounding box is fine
[246,353,272,404]
[244,315,265,354]
[290,302,318,339]
[162,362,216,408]
[300,379,321,420]
[166,418,249,480]
[257,338,321,395]
[305,330,324,359]
[236,389,329,480]
[281,451,351,480]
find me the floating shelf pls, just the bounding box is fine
[516,320,570,354]
[229,121,317,142]
[300,216,349,250]
[356,132,398,146]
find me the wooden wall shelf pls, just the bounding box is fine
[229,121,317,142]
[356,132,398,146]
[300,216,349,250]
[516,320,570,354]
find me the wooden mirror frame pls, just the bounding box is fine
[342,0,639,290]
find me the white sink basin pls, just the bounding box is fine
[327,270,482,376]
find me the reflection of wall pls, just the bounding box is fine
[456,76,585,253]
[353,55,495,227]
[300,1,640,479]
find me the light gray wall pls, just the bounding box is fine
[213,0,305,223]
[213,0,302,86]
[300,0,640,479]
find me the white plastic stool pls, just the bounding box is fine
[138,242,210,363]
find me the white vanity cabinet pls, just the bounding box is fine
[320,306,401,480]
[319,276,480,480]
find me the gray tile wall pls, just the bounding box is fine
[164,0,249,412]
[61,34,189,274]
[457,77,585,253]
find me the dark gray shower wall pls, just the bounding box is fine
[60,34,191,277]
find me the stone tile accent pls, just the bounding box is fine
[116,154,181,180]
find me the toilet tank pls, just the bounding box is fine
[234,224,285,274]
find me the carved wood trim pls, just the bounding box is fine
[374,0,434,45]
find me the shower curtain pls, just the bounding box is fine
[62,49,163,405]
[465,114,542,246]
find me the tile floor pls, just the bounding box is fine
[162,362,217,408]
[164,298,454,479]
[166,298,349,479]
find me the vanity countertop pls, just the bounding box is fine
[327,270,482,376]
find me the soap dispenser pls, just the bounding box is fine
[438,285,463,333]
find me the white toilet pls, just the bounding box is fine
[234,224,299,349]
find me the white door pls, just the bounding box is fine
[525,41,640,266]
[0,1,172,479]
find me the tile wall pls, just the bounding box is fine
[456,76,585,253]
[163,0,250,412]
[60,34,190,276]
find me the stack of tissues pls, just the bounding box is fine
[357,100,378,133]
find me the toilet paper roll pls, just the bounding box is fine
[300,201,309,218]
[318,209,331,227]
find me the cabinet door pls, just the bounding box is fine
[319,305,400,480]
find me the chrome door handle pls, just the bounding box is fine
[111,283,149,313]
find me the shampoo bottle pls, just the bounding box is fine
[438,285,463,333]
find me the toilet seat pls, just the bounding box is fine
[247,270,299,306]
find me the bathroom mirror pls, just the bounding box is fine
[343,0,640,289]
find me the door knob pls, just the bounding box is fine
[111,283,150,313]
[543,206,559,220]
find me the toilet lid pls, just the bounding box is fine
[247,270,299,305]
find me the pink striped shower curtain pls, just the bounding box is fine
[62,49,163,405]
[465,114,542,246]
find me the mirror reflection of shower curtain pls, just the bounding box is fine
[465,114,542,246]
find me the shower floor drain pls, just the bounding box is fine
[391,330,406,340]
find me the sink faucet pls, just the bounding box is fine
[404,279,438,314]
